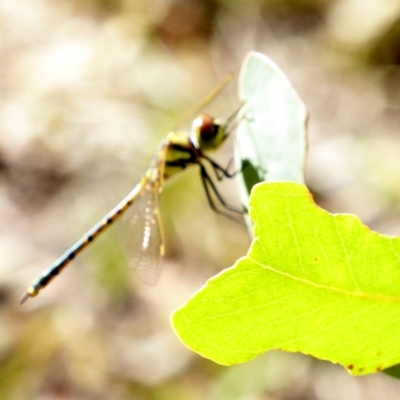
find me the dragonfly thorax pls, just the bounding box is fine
[190,114,227,151]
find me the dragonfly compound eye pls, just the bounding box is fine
[190,114,227,151]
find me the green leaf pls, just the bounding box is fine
[172,182,400,376]
[235,52,307,216]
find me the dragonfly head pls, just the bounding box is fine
[190,114,228,151]
[190,105,244,151]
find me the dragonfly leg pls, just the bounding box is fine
[203,155,238,181]
[199,164,243,219]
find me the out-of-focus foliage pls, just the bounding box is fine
[3,0,400,399]
[235,51,307,224]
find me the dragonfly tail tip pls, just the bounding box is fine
[19,291,30,305]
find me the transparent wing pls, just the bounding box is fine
[119,143,167,285]
[174,73,233,129]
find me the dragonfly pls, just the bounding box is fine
[20,75,243,304]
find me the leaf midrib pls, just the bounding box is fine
[248,255,400,303]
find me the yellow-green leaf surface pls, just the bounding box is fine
[172,182,400,375]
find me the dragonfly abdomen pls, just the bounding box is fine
[19,182,144,304]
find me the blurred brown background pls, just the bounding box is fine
[2,0,400,399]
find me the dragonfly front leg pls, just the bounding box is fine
[203,155,246,181]
[199,163,243,220]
